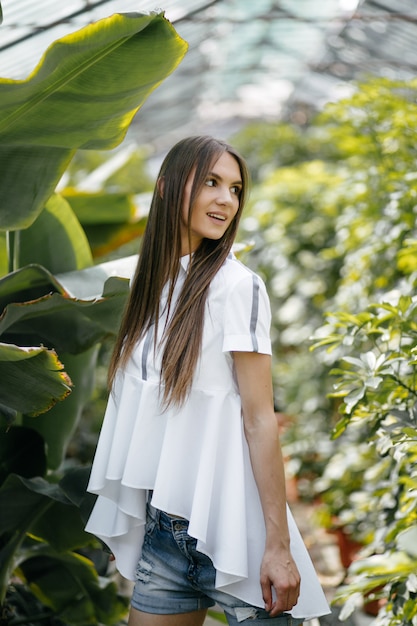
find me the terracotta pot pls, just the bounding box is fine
[363,585,386,616]
[332,527,363,569]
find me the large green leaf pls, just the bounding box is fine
[0,470,121,622]
[0,233,6,277]
[22,347,99,470]
[0,250,136,306]
[0,343,72,418]
[62,189,139,224]
[0,148,74,232]
[56,254,137,299]
[0,11,187,231]
[0,264,64,310]
[0,277,129,353]
[59,466,97,524]
[18,194,93,273]
[62,189,147,257]
[0,474,90,545]
[18,552,128,624]
[0,257,134,418]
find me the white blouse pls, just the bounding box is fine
[86,254,330,620]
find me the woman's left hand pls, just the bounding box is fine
[260,546,300,616]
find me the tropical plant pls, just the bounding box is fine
[234,77,417,623]
[0,10,187,624]
[309,79,417,623]
[312,294,417,621]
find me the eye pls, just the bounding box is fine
[231,185,241,195]
[205,178,216,187]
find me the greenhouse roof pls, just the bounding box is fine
[1,0,417,149]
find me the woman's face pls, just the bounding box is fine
[180,151,242,255]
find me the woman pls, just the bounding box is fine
[86,136,330,626]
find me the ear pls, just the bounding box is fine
[157,176,165,199]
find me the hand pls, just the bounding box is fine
[260,547,301,617]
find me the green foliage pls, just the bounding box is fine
[0,468,129,624]
[61,145,153,258]
[231,120,341,182]
[62,189,148,258]
[65,145,153,194]
[0,10,187,624]
[18,194,93,272]
[236,77,417,623]
[0,343,72,421]
[314,435,392,542]
[315,79,417,308]
[307,79,417,624]
[0,11,187,232]
[313,296,417,621]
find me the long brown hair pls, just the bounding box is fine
[108,136,249,407]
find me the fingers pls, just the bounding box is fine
[261,577,273,612]
[262,576,300,616]
[269,593,299,617]
[270,593,300,616]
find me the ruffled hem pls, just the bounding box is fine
[86,373,330,620]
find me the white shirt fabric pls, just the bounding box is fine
[86,253,330,620]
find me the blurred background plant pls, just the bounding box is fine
[232,77,417,624]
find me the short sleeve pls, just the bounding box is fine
[222,273,272,355]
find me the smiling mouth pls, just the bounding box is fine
[207,213,226,221]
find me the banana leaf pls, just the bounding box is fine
[0,472,126,623]
[22,347,99,470]
[0,11,187,231]
[62,189,139,224]
[0,343,72,418]
[0,257,134,420]
[0,8,186,620]
[0,474,88,550]
[18,552,128,624]
[61,189,148,257]
[18,194,93,273]
[0,277,129,353]
[0,264,64,309]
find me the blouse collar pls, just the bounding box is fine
[180,253,192,273]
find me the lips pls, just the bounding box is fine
[207,212,226,221]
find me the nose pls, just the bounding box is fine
[216,185,233,205]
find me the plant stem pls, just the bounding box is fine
[389,374,417,398]
[6,231,20,273]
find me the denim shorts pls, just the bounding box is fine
[131,503,304,625]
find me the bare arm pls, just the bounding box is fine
[233,351,300,616]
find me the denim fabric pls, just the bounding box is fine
[131,504,304,625]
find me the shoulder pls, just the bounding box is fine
[216,253,264,287]
[213,254,269,304]
[210,254,270,318]
[219,254,272,354]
